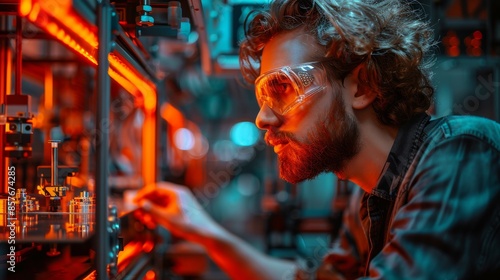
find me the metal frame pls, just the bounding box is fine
[96,0,112,278]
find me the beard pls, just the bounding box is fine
[275,93,360,183]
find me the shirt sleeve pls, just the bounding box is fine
[365,134,500,279]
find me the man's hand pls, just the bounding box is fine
[134,182,300,280]
[134,181,224,246]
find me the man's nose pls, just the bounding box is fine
[255,104,282,130]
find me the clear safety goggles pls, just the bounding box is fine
[255,62,327,115]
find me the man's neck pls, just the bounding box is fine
[343,110,398,193]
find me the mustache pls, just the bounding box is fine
[264,130,296,146]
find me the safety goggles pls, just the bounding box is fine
[255,62,327,115]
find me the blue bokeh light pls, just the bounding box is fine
[230,121,259,146]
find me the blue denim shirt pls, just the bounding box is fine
[317,114,500,280]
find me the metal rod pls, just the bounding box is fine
[114,253,153,280]
[0,16,10,193]
[22,58,82,64]
[96,1,111,279]
[49,140,59,186]
[15,16,21,95]
[0,31,15,39]
[0,31,74,40]
[114,28,157,79]
[485,0,492,57]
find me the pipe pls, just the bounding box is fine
[49,140,59,186]
[96,0,111,279]
[15,16,21,95]
[0,16,10,193]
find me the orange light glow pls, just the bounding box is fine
[27,2,40,22]
[109,54,157,113]
[142,241,154,253]
[160,103,186,172]
[448,36,460,46]
[117,241,143,268]
[44,66,53,109]
[109,68,137,98]
[144,270,156,280]
[5,45,11,96]
[22,0,158,185]
[20,0,157,114]
[448,46,460,57]
[143,113,156,185]
[471,38,481,48]
[19,0,32,16]
[116,240,157,275]
[161,103,184,130]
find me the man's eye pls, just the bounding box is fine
[271,82,293,96]
[274,83,290,92]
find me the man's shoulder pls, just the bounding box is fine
[425,115,500,151]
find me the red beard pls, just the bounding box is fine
[271,93,360,183]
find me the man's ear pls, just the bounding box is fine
[350,64,377,110]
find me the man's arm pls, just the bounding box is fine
[135,182,298,280]
[206,229,297,280]
[367,134,500,279]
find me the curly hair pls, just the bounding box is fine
[239,0,436,126]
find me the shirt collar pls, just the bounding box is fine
[370,113,431,200]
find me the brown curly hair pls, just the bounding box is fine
[239,0,436,126]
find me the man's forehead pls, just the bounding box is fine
[260,31,321,74]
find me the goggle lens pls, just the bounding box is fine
[255,62,326,115]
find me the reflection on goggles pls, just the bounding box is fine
[255,62,327,115]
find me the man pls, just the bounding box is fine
[135,0,500,279]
